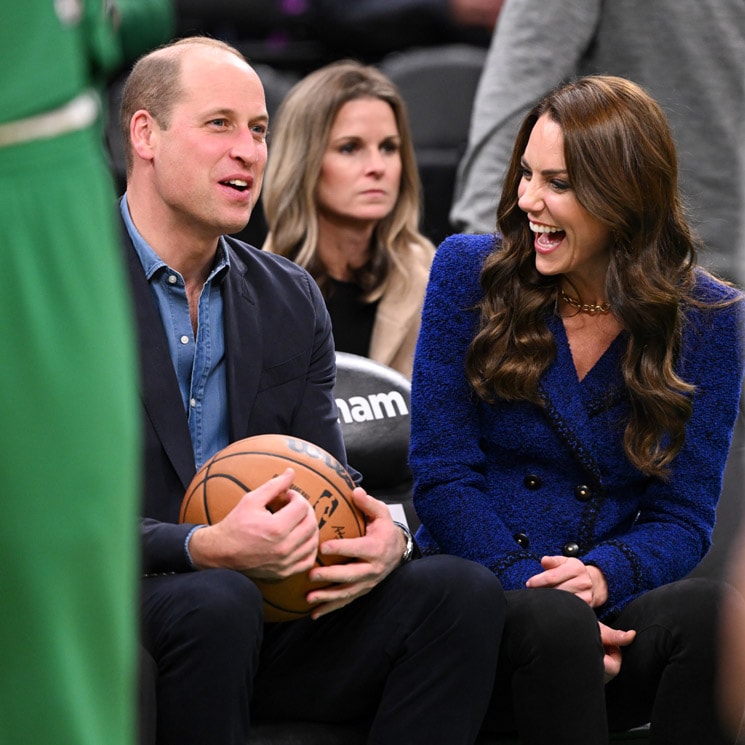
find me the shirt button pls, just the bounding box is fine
[168,274,178,284]
[190,398,196,408]
[514,532,530,549]
[562,542,580,557]
[574,484,593,501]
[523,474,542,490]
[180,335,189,345]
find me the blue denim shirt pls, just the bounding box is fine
[120,196,230,469]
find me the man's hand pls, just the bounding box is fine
[598,622,636,683]
[188,468,319,579]
[304,487,408,620]
[526,555,609,608]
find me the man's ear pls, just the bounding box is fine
[130,110,159,163]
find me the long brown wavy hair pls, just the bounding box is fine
[465,75,723,479]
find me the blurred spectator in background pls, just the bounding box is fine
[451,0,745,285]
[263,61,435,378]
[174,0,322,73]
[0,2,173,745]
[173,0,503,70]
[310,0,503,63]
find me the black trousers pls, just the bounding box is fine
[482,577,734,744]
[141,554,505,745]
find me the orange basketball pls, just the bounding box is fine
[180,434,365,622]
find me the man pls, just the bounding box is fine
[121,37,505,745]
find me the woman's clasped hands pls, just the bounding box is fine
[527,555,636,682]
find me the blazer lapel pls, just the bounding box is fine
[539,314,603,484]
[121,223,196,490]
[223,247,263,441]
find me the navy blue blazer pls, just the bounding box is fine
[122,225,350,575]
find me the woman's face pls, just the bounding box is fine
[316,97,402,228]
[517,114,612,283]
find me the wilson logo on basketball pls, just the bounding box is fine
[335,390,409,424]
[284,437,355,489]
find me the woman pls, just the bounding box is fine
[409,75,745,744]
[262,60,435,378]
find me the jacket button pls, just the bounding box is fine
[574,484,592,501]
[514,532,530,549]
[562,542,580,557]
[524,474,542,490]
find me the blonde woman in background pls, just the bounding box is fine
[263,60,434,378]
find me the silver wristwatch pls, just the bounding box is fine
[393,521,415,564]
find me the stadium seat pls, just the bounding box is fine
[332,352,417,530]
[378,44,487,246]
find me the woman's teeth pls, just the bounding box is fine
[529,221,561,233]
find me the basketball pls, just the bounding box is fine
[180,434,365,622]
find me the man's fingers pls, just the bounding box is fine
[240,468,296,509]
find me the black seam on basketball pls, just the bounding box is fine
[200,473,251,523]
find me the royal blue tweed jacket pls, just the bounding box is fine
[410,233,745,620]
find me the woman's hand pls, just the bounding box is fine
[526,555,609,607]
[598,622,636,683]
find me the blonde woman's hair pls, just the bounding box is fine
[262,60,433,300]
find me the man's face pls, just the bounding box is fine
[147,47,268,240]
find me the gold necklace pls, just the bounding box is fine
[560,289,611,315]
